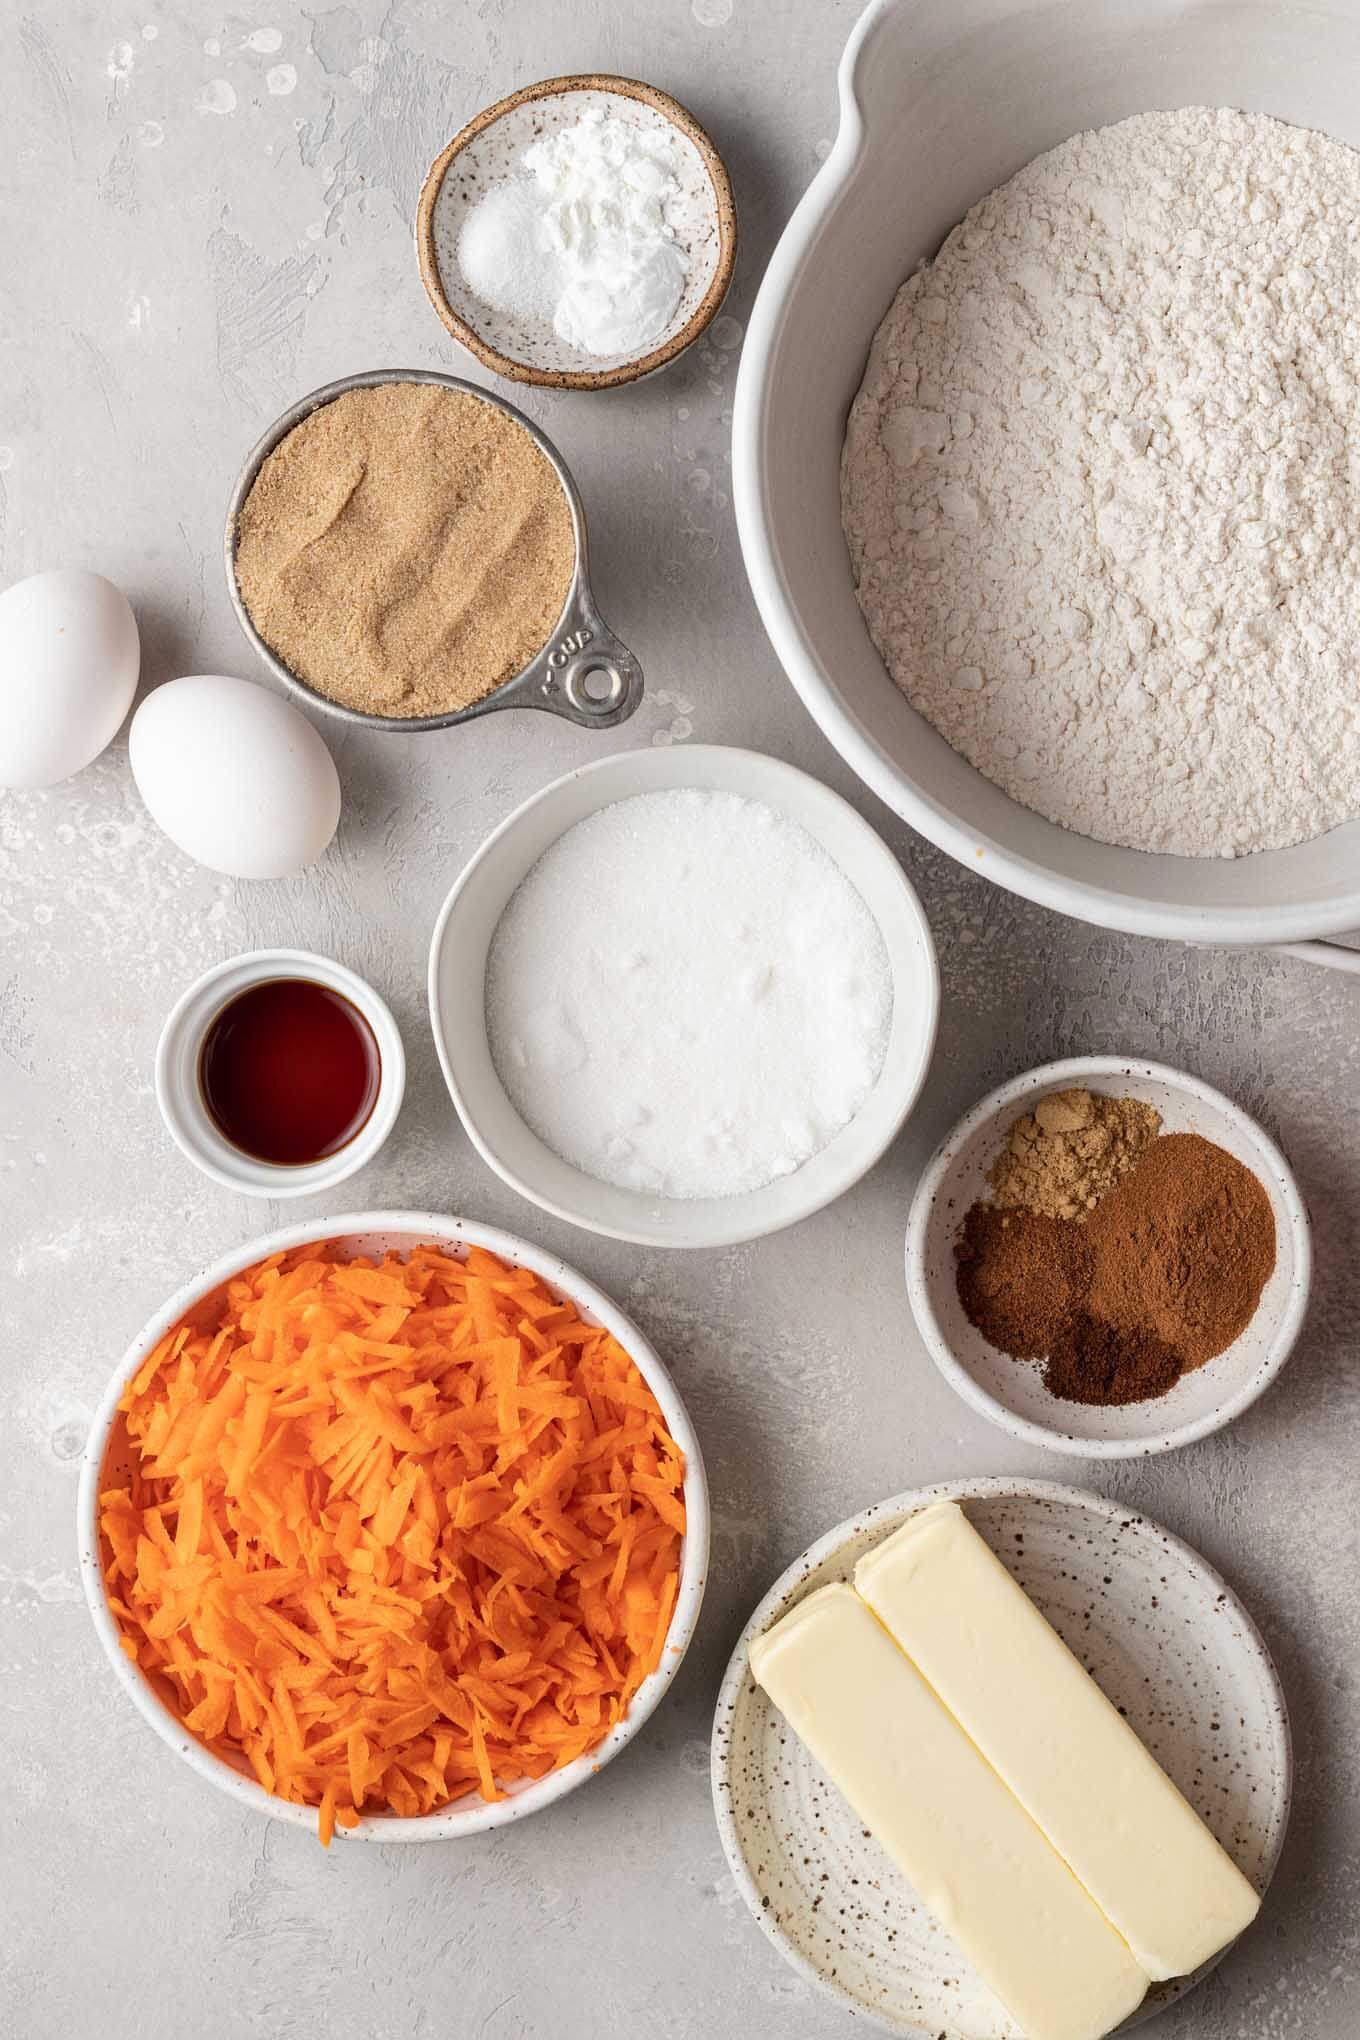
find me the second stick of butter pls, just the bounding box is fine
[854,1503,1260,1981]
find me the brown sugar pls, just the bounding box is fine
[234,382,576,719]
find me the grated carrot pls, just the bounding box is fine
[100,1244,686,1843]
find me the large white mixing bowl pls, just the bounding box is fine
[734,0,1360,971]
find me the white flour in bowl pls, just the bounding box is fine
[842,106,1360,857]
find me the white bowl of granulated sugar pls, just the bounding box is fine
[427,745,940,1249]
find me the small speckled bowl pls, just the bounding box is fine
[905,1057,1311,1458]
[77,1212,709,1841]
[416,74,737,389]
[712,1476,1291,2039]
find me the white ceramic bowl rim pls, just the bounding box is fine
[427,744,941,1249]
[905,1056,1313,1457]
[732,0,1360,957]
[711,1474,1293,2035]
[154,948,406,1199]
[77,1209,710,1841]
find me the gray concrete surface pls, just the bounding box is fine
[2,3,1358,2036]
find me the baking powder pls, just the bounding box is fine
[458,108,688,358]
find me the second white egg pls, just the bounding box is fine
[129,674,341,879]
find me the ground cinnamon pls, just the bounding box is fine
[1081,1133,1276,1370]
[955,1119,1277,1407]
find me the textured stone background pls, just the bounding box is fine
[2,3,1358,2036]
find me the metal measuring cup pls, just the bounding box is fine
[223,367,644,733]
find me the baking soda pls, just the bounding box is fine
[485,790,894,1199]
[458,108,688,358]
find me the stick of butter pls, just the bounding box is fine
[748,1582,1148,2040]
[854,1503,1261,1982]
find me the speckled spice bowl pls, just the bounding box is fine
[712,1476,1292,2039]
[416,74,737,389]
[77,1211,709,1842]
[905,1056,1312,1459]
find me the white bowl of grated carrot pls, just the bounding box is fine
[77,1211,708,1843]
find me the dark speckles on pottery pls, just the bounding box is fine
[710,1475,1291,2039]
[905,1056,1311,1460]
[416,75,737,391]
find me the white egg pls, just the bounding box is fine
[129,674,341,879]
[0,568,140,788]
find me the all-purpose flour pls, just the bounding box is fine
[842,107,1360,857]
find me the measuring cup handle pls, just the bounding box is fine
[530,580,645,729]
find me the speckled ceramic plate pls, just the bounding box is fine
[712,1477,1291,2038]
[905,1058,1312,1458]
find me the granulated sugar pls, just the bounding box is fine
[485,790,893,1199]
